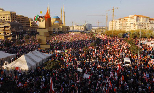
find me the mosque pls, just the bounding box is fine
[36,5,69,49]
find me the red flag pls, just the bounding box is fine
[117,64,121,76]
[61,84,64,93]
[45,8,50,20]
[15,67,19,70]
[109,81,112,89]
[49,77,55,93]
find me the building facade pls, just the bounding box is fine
[91,26,106,33]
[0,8,16,22]
[69,25,85,31]
[0,8,38,32]
[16,15,30,31]
[109,15,154,31]
[36,6,69,49]
[69,23,92,31]
[0,20,23,40]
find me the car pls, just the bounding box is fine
[124,57,131,66]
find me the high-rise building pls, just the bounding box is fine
[0,8,38,32]
[0,8,16,22]
[0,19,23,40]
[16,15,30,31]
[109,15,154,31]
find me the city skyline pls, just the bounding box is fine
[0,0,154,26]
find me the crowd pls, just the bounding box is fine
[0,33,154,92]
[0,39,40,58]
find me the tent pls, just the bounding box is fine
[0,51,16,66]
[4,50,52,70]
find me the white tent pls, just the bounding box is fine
[0,51,16,60]
[4,50,52,70]
[0,51,16,66]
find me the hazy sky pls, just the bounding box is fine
[0,0,154,26]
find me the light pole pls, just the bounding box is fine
[136,23,143,65]
[111,7,118,36]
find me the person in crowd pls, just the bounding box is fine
[0,33,154,93]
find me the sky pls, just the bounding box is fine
[0,0,154,26]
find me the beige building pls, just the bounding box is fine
[69,23,92,31]
[0,19,23,40]
[16,15,31,31]
[0,20,12,40]
[0,8,16,22]
[109,15,154,31]
[36,6,69,49]
[91,26,106,33]
[30,18,38,30]
[70,25,86,31]
[0,8,38,32]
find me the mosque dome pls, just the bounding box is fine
[54,21,59,23]
[53,16,60,19]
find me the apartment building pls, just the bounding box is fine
[0,8,16,22]
[16,15,30,31]
[109,15,154,31]
[0,20,23,40]
[0,8,38,32]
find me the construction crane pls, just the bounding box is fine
[87,14,108,31]
[87,15,105,16]
[72,21,73,26]
[106,12,108,31]
[97,20,103,27]
[108,7,118,35]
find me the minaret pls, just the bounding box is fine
[47,4,50,16]
[61,7,62,21]
[45,5,51,28]
[63,5,65,26]
[64,11,65,26]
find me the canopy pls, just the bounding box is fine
[0,51,16,66]
[4,50,51,70]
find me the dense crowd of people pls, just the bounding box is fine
[0,33,154,92]
[0,39,40,58]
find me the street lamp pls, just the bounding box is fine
[136,23,143,65]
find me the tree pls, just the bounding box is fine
[95,38,101,46]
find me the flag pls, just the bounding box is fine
[117,64,121,76]
[77,68,82,72]
[83,73,90,79]
[61,84,64,93]
[15,67,19,70]
[110,71,113,78]
[97,64,101,68]
[49,77,55,93]
[45,8,50,20]
[143,73,146,79]
[34,15,39,22]
[109,81,112,89]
